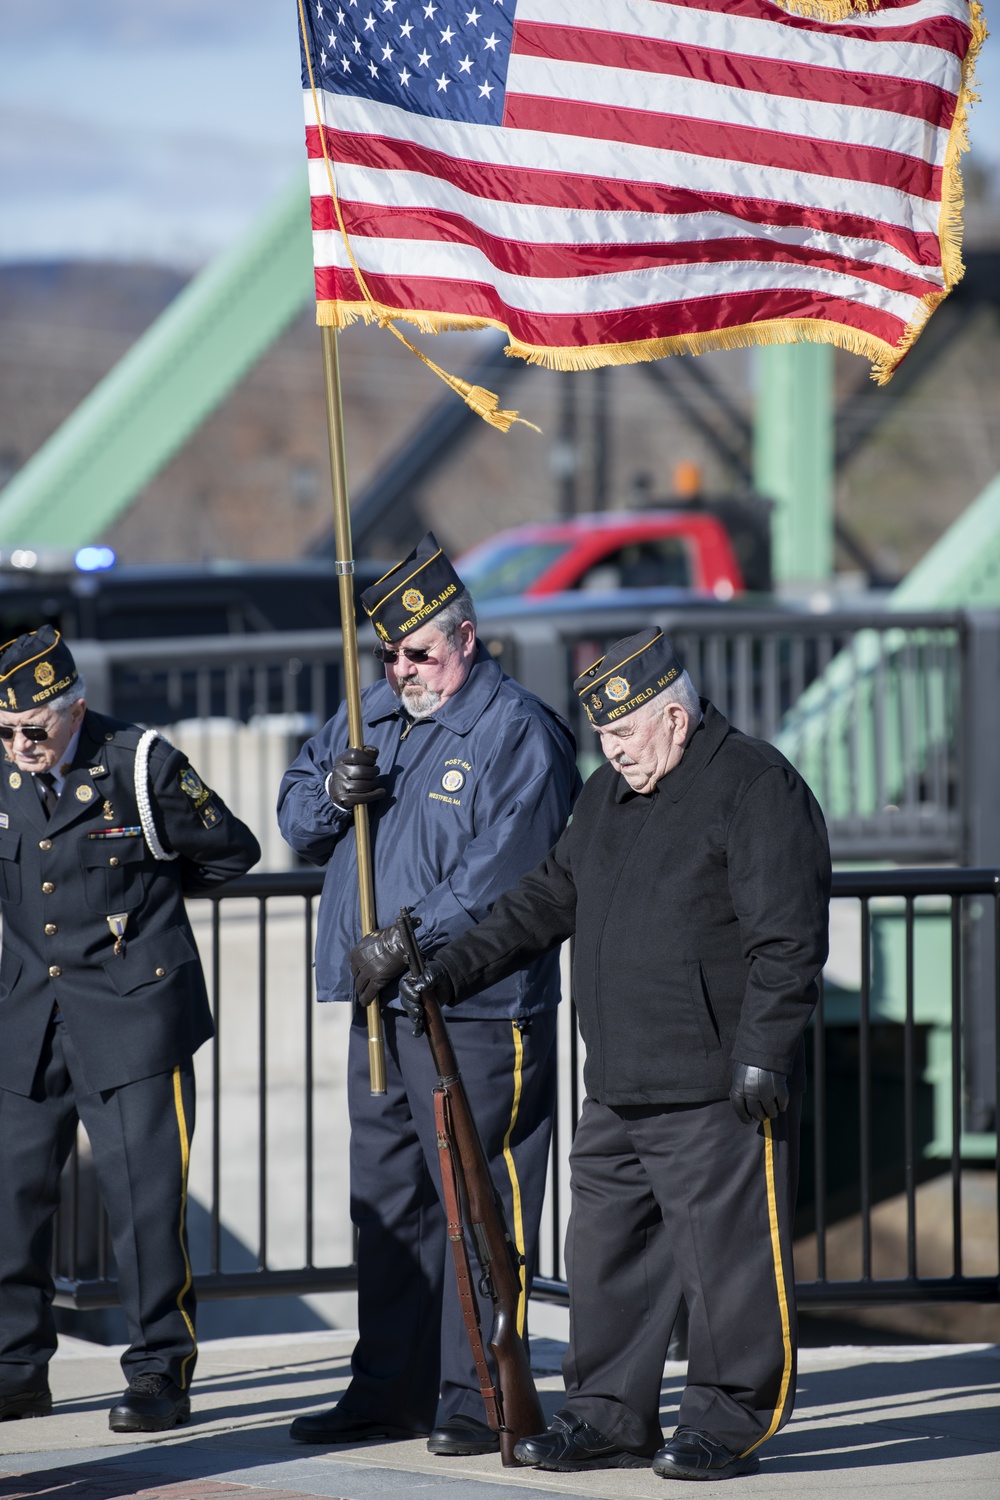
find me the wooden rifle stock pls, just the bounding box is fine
[398,907,544,1467]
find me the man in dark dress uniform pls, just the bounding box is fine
[403,627,831,1481]
[0,627,260,1432]
[278,534,580,1456]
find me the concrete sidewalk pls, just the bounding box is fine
[1,1332,997,1500]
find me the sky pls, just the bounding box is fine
[0,0,997,269]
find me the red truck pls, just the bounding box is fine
[457,510,746,603]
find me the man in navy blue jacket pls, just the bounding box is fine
[277,533,579,1455]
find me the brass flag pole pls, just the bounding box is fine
[320,324,386,1095]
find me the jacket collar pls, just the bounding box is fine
[47,712,112,827]
[613,699,730,804]
[365,644,503,737]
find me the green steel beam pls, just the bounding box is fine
[753,344,834,585]
[0,175,314,548]
[890,470,1000,609]
[776,467,1000,822]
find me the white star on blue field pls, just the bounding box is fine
[303,0,514,126]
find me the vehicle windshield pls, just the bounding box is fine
[460,539,567,601]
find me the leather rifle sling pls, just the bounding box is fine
[434,1086,500,1431]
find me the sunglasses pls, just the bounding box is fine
[0,724,51,742]
[373,645,432,665]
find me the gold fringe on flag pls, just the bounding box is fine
[298,0,536,434]
[770,0,880,20]
[879,0,986,385]
[938,0,986,291]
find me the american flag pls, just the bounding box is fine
[298,0,984,383]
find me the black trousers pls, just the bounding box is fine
[344,1007,556,1430]
[0,1018,198,1392]
[562,1095,800,1457]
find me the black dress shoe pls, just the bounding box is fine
[289,1404,424,1445]
[108,1374,190,1433]
[426,1413,499,1455]
[0,1380,52,1421]
[652,1426,760,1480]
[514,1408,650,1471]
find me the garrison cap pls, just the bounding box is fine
[360,531,464,643]
[0,625,79,712]
[574,627,683,726]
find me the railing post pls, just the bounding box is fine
[959,611,1000,1133]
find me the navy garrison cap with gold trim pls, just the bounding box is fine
[574,627,683,726]
[0,625,79,712]
[360,531,464,643]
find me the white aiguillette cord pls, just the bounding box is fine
[134,729,178,861]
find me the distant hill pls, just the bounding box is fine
[0,257,998,577]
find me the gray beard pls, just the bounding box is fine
[397,683,441,719]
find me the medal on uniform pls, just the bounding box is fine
[107,913,128,957]
[103,799,115,821]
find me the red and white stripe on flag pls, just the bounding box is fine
[301,0,986,384]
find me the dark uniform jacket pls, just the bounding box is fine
[277,646,581,1017]
[436,701,831,1105]
[0,710,260,1097]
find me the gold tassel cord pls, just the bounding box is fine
[297,0,536,434]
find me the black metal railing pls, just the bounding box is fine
[53,868,998,1314]
[70,604,979,866]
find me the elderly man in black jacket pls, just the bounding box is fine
[0,627,260,1433]
[402,627,831,1482]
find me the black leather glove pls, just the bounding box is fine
[729,1061,790,1124]
[350,925,408,1006]
[327,746,385,808]
[398,960,455,1037]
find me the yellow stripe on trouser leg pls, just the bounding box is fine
[740,1117,794,1458]
[172,1066,198,1391]
[500,1023,527,1338]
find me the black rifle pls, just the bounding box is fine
[397,906,544,1467]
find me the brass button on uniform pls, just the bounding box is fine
[48,965,61,978]
[109,856,120,867]
[41,881,55,894]
[44,923,57,936]
[155,967,166,978]
[38,839,52,851]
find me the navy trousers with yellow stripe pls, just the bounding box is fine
[345,1007,557,1430]
[562,1095,799,1457]
[0,1018,198,1392]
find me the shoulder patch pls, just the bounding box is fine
[179,766,212,809]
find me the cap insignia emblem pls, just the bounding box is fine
[606,676,630,702]
[34,662,55,687]
[402,588,424,613]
